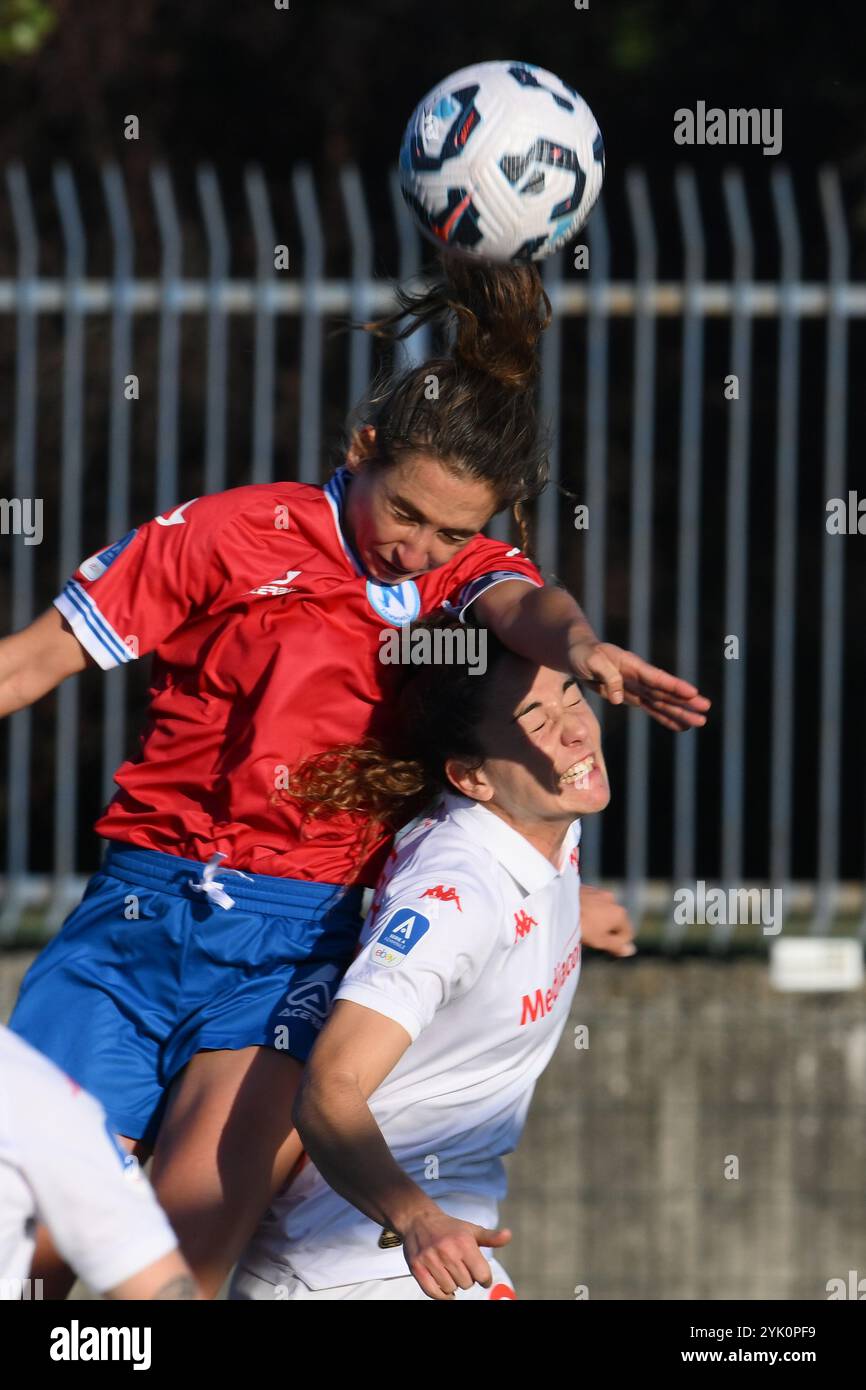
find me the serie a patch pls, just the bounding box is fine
[79,528,138,580]
[371,907,431,968]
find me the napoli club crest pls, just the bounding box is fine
[366,578,421,626]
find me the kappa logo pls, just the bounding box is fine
[248,569,302,597]
[569,847,580,872]
[420,884,463,912]
[514,909,537,942]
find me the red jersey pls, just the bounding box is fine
[55,468,543,886]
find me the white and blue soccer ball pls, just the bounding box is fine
[398,60,605,263]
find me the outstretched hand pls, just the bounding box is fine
[568,640,711,732]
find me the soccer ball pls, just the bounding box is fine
[398,60,605,263]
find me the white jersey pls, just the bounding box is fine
[0,1026,178,1297]
[239,792,583,1290]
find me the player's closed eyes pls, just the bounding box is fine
[525,694,583,734]
[389,504,469,546]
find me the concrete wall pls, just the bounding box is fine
[503,956,866,1300]
[4,951,864,1302]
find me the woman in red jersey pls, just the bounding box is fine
[0,257,708,1295]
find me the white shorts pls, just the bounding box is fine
[229,1258,517,1302]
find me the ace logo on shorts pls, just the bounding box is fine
[372,907,431,968]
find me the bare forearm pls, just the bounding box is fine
[106,1250,202,1300]
[479,581,597,672]
[295,1076,438,1232]
[0,608,90,717]
[0,661,64,717]
[475,578,710,730]
[0,638,35,716]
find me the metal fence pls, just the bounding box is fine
[0,161,863,944]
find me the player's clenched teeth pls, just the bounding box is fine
[559,754,596,786]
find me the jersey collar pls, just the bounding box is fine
[324,466,365,577]
[440,791,581,896]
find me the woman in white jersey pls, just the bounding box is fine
[231,621,612,1300]
[0,1024,199,1300]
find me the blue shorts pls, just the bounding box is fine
[8,843,365,1145]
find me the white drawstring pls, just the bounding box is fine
[188,852,253,911]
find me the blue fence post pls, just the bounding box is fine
[815,168,849,934]
[716,169,754,951]
[0,165,39,940]
[624,168,658,931]
[340,164,375,417]
[100,163,135,818]
[388,167,433,370]
[198,164,231,496]
[668,167,706,949]
[46,163,87,932]
[151,165,183,513]
[291,165,324,485]
[769,168,802,903]
[578,195,611,882]
[246,165,279,485]
[538,253,564,566]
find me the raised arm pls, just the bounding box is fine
[0,607,93,718]
[473,579,711,732]
[294,999,510,1300]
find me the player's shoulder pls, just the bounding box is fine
[385,804,506,916]
[164,479,324,528]
[462,533,522,559]
[428,533,544,598]
[457,533,536,568]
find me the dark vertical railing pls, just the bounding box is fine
[0,164,860,943]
